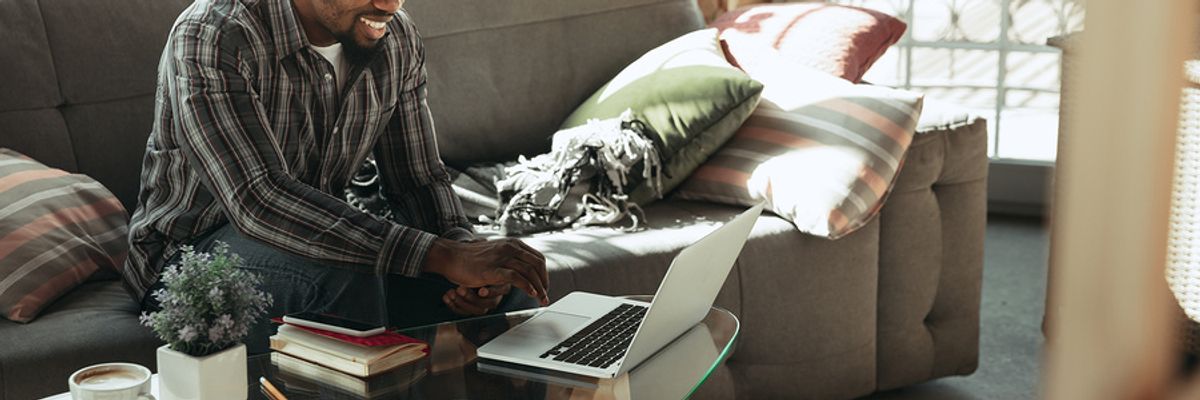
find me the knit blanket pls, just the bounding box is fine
[491,110,663,236]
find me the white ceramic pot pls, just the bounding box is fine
[156,343,247,400]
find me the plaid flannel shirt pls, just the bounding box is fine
[122,0,473,302]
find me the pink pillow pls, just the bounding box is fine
[710,3,907,82]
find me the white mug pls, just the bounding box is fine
[68,362,155,400]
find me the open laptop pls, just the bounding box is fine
[477,203,764,378]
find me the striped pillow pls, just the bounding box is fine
[675,43,923,239]
[0,148,129,322]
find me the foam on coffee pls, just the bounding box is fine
[75,368,145,390]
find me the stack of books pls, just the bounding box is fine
[268,322,429,397]
[270,324,427,377]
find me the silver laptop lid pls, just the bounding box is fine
[617,203,764,373]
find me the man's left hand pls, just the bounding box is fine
[444,284,511,316]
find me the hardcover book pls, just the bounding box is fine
[269,324,427,377]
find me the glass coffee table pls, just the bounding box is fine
[248,296,739,399]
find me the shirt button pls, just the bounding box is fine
[324,73,333,81]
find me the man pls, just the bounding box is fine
[124,0,548,350]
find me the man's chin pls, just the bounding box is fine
[354,38,382,52]
[337,35,380,64]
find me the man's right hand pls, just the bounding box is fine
[423,238,550,305]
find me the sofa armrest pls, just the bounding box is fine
[916,97,986,135]
[876,96,989,389]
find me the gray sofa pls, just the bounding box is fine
[0,0,988,398]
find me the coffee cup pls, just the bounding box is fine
[68,362,154,400]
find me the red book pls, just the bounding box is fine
[269,317,428,351]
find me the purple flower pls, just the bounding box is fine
[215,314,234,329]
[207,325,225,343]
[177,326,198,343]
[138,312,152,326]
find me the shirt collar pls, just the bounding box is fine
[264,0,311,61]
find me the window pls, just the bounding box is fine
[827,0,1085,162]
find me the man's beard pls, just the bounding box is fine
[333,30,379,66]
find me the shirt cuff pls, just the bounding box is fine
[442,227,475,242]
[377,225,438,277]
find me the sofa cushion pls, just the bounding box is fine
[0,0,61,111]
[0,0,192,212]
[0,280,160,399]
[42,0,191,209]
[675,44,923,239]
[711,3,907,83]
[0,110,76,172]
[560,29,763,205]
[0,149,130,323]
[38,0,191,104]
[60,96,157,209]
[405,0,707,166]
[0,0,79,176]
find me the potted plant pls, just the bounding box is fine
[141,243,272,400]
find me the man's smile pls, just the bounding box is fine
[358,16,390,40]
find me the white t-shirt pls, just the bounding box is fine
[310,43,350,92]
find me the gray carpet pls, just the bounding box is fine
[861,215,1049,400]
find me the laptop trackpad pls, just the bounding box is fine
[512,311,590,340]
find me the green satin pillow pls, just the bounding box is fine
[559,28,763,205]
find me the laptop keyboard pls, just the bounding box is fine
[538,303,648,369]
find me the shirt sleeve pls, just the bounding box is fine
[374,14,476,252]
[168,20,435,277]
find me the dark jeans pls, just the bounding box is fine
[141,224,539,354]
